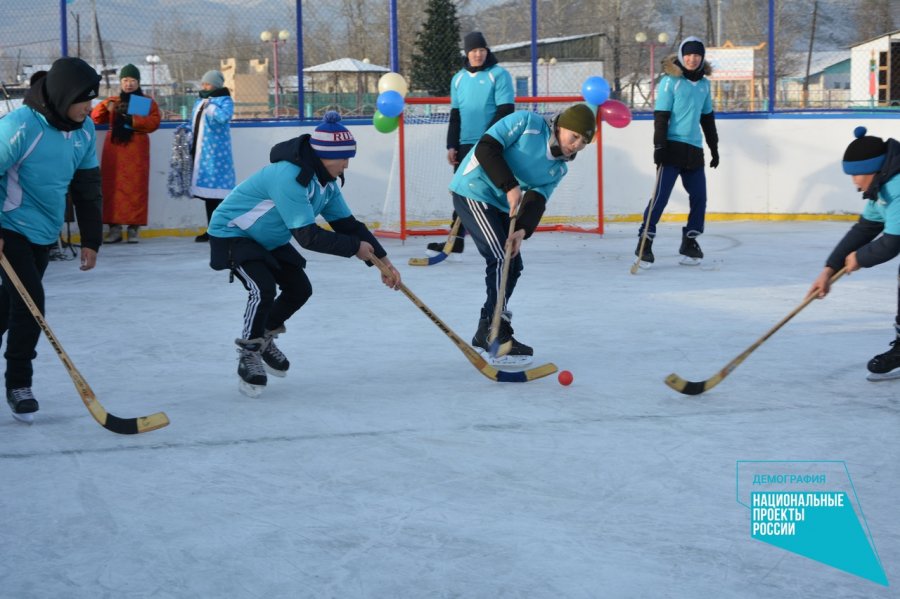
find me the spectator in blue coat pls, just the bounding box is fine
[190,69,236,242]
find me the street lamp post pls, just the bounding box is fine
[145,54,160,99]
[261,29,290,117]
[537,57,557,96]
[635,31,670,107]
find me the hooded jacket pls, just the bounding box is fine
[0,58,103,249]
[653,49,717,170]
[207,135,385,267]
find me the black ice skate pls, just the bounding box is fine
[635,237,654,268]
[472,313,534,367]
[427,236,464,260]
[262,326,290,377]
[7,387,39,424]
[235,338,267,397]
[679,234,703,266]
[866,339,900,381]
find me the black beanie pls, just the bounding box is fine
[842,126,887,175]
[45,57,100,112]
[464,31,488,53]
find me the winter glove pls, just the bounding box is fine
[114,100,129,115]
[709,146,720,169]
[653,145,665,166]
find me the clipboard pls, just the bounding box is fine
[127,94,151,116]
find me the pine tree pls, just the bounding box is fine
[410,0,462,95]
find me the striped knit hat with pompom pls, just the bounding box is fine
[311,111,357,159]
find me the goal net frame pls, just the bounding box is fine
[376,95,605,239]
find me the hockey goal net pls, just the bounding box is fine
[377,95,604,239]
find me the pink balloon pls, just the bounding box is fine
[599,99,632,129]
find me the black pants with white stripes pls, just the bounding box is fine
[452,192,523,321]
[232,257,313,341]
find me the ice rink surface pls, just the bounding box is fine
[1,221,898,598]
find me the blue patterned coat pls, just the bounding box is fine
[189,93,236,199]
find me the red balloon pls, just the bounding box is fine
[599,99,632,128]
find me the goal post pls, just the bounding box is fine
[377,95,604,239]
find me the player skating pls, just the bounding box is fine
[0,58,104,423]
[809,126,900,381]
[635,36,719,268]
[449,103,596,366]
[208,112,401,397]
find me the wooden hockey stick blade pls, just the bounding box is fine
[665,268,847,396]
[408,252,449,267]
[407,217,461,267]
[370,257,556,383]
[0,255,170,434]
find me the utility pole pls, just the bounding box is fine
[802,0,819,108]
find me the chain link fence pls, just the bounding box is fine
[0,1,896,121]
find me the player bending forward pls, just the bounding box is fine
[449,103,595,366]
[809,126,900,381]
[208,112,401,397]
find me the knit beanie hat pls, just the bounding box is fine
[557,104,596,143]
[842,126,887,175]
[679,37,706,65]
[311,111,357,159]
[464,31,489,53]
[119,63,140,81]
[201,70,225,89]
[45,57,101,108]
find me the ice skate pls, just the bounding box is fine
[635,237,654,269]
[679,233,703,266]
[236,338,267,397]
[7,387,38,424]
[104,224,123,244]
[472,313,534,367]
[261,326,289,377]
[126,226,140,244]
[426,237,464,261]
[866,340,900,382]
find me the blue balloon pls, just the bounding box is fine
[377,90,405,118]
[581,76,610,106]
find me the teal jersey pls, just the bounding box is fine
[655,75,713,148]
[0,107,99,245]
[209,162,352,250]
[450,65,515,145]
[449,110,568,211]
[861,172,900,235]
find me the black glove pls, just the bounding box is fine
[709,146,720,169]
[653,145,665,166]
[114,100,129,115]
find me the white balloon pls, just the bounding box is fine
[378,72,409,97]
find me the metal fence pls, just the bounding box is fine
[0,0,897,121]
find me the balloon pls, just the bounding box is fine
[599,99,632,128]
[376,90,405,118]
[373,110,399,133]
[581,76,610,106]
[378,72,409,97]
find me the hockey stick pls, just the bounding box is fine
[665,268,847,395]
[0,254,169,434]
[488,209,520,357]
[408,216,462,266]
[370,256,557,382]
[630,165,663,275]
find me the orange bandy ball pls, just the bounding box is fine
[558,370,573,386]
